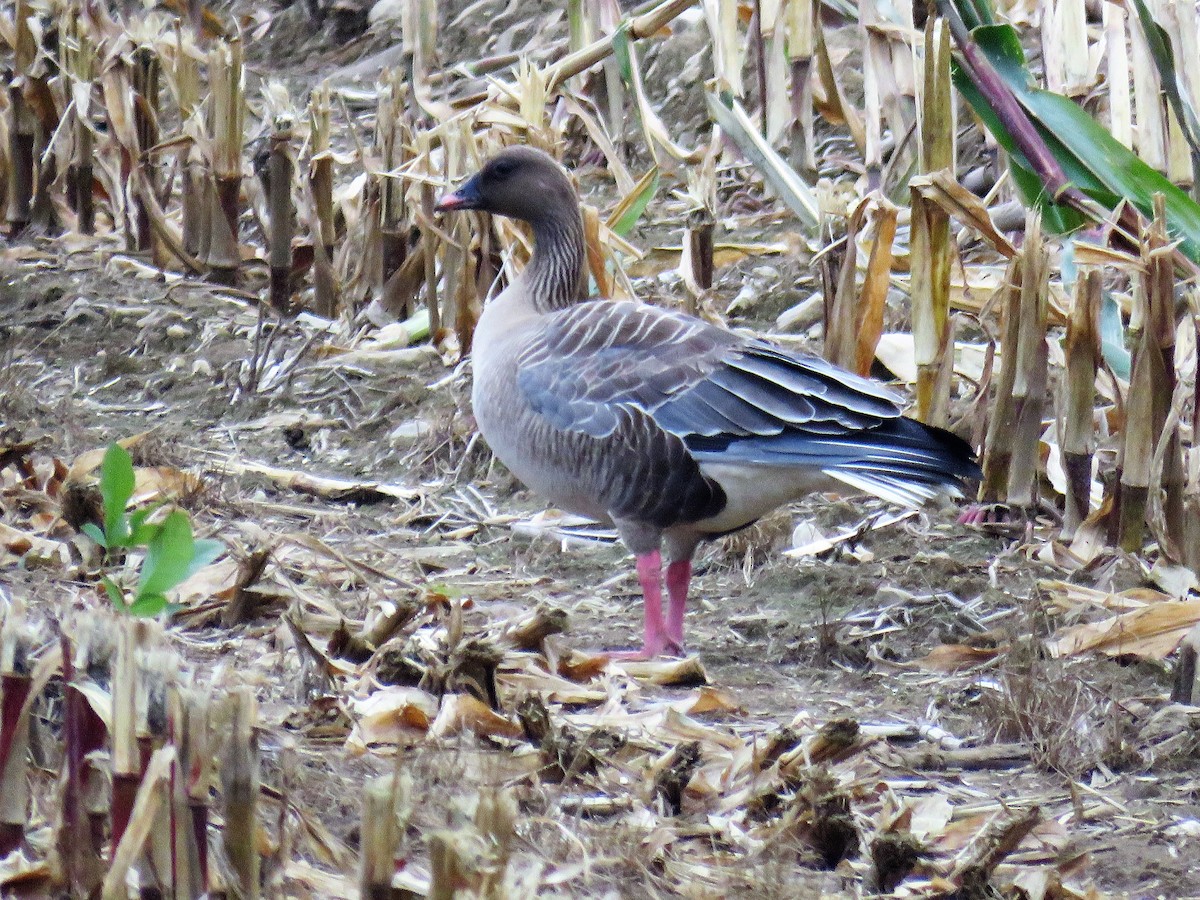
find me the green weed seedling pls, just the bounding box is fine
[81,443,222,617]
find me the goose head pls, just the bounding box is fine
[435,146,578,226]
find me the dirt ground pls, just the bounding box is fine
[2,0,1200,897]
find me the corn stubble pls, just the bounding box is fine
[3,0,1200,893]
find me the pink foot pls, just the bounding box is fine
[605,637,686,661]
[598,551,687,659]
[958,504,985,525]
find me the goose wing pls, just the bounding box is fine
[516,300,977,509]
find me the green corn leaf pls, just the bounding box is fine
[99,443,135,547]
[954,19,1200,261]
[81,523,106,547]
[951,62,1089,234]
[101,576,127,612]
[128,593,169,617]
[611,22,633,84]
[607,166,659,238]
[136,510,197,601]
[128,501,168,546]
[1099,292,1131,381]
[184,539,224,582]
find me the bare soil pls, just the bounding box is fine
[2,1,1199,897]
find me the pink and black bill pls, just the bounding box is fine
[434,175,484,212]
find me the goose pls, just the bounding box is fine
[436,145,980,659]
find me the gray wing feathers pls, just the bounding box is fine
[518,302,903,440]
[518,301,734,437]
[515,299,975,518]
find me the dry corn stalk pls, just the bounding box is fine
[1042,0,1089,94]
[377,69,411,318]
[826,199,869,371]
[429,830,482,900]
[110,620,139,851]
[545,0,696,94]
[596,0,627,141]
[173,688,212,897]
[1060,269,1101,538]
[5,0,37,234]
[0,606,35,855]
[1150,203,1185,555]
[786,0,817,173]
[1130,5,1168,172]
[1006,213,1050,509]
[1183,290,1200,573]
[267,115,296,314]
[132,43,161,255]
[101,746,176,900]
[567,0,593,98]
[1104,2,1133,149]
[861,0,916,187]
[708,0,746,98]
[359,775,400,900]
[220,687,260,900]
[174,25,205,257]
[132,646,175,895]
[856,197,898,377]
[206,37,245,284]
[411,129,440,338]
[860,0,884,185]
[61,5,96,234]
[402,0,439,115]
[680,150,716,313]
[760,0,791,143]
[910,18,955,427]
[812,4,865,153]
[58,623,111,898]
[1118,198,1179,550]
[308,80,337,317]
[101,61,202,272]
[474,787,517,891]
[980,257,1023,503]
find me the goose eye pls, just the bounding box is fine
[490,160,517,179]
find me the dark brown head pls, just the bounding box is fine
[435,146,578,226]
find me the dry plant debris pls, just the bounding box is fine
[1,0,1199,895]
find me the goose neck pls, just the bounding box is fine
[525,208,587,312]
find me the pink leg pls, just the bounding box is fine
[636,551,668,655]
[608,551,684,659]
[664,559,691,651]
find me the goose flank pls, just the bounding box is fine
[436,145,981,659]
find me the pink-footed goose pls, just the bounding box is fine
[437,146,980,659]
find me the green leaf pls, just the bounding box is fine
[1100,292,1131,381]
[99,443,135,547]
[964,21,1200,261]
[954,0,996,30]
[136,510,196,601]
[611,22,633,84]
[954,62,1088,232]
[607,167,659,238]
[101,576,128,612]
[183,539,223,582]
[128,500,168,546]
[81,523,107,547]
[128,594,169,617]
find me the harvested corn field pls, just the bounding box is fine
[2,0,1200,896]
